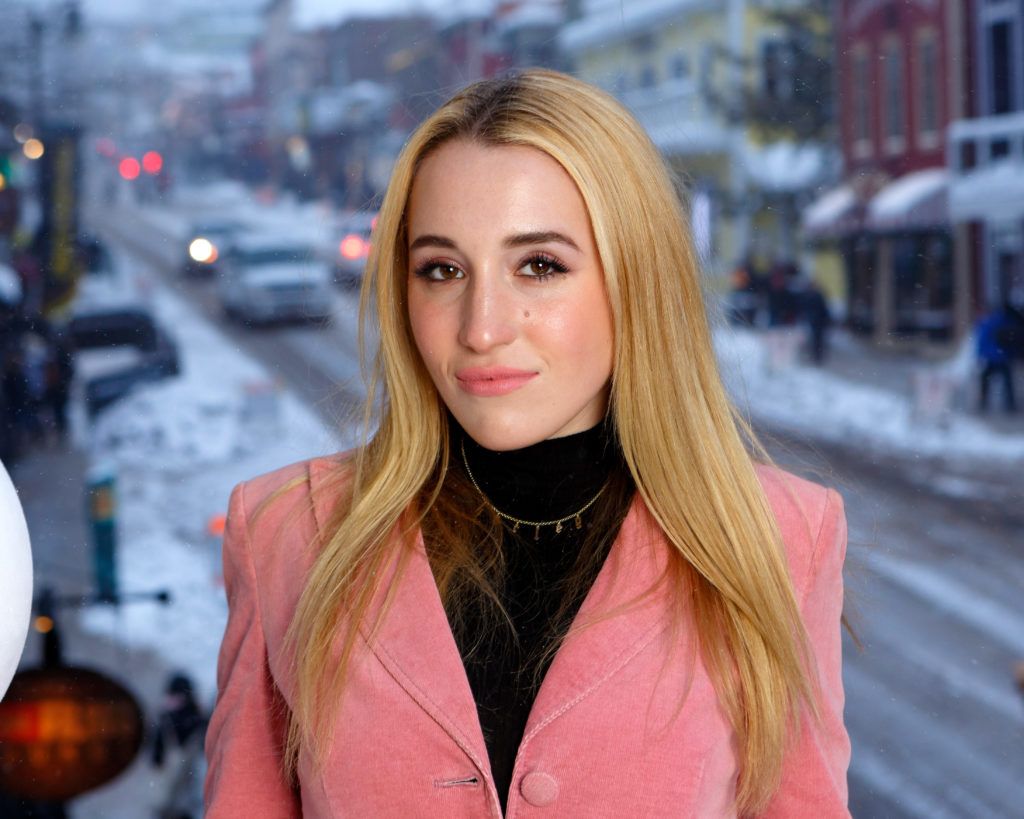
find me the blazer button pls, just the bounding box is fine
[519,771,559,807]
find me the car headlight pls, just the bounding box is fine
[189,238,219,264]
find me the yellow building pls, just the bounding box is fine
[562,0,834,296]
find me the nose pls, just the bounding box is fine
[458,273,517,353]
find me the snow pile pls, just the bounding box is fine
[716,325,1024,466]
[78,285,344,700]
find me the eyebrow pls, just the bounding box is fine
[409,231,581,253]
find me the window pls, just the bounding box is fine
[852,45,872,157]
[916,30,939,146]
[762,39,794,100]
[882,39,905,150]
[991,137,1011,159]
[987,20,1014,115]
[670,53,690,81]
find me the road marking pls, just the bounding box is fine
[866,552,1024,656]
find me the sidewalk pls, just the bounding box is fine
[825,328,1020,435]
[714,322,1024,502]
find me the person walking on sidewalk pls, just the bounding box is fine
[976,302,1019,413]
[152,672,207,819]
[798,277,832,366]
[43,332,74,443]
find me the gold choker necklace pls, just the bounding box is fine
[460,439,606,540]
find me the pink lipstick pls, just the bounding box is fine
[455,367,537,397]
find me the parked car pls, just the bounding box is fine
[333,211,377,290]
[181,217,244,278]
[216,232,333,326]
[67,306,180,417]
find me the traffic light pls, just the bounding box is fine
[118,156,140,180]
[142,150,163,175]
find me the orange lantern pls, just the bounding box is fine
[0,666,144,800]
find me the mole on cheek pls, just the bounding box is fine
[523,310,531,318]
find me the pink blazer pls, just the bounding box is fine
[205,456,850,818]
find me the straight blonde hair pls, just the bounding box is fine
[285,69,816,814]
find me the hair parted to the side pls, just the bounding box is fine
[284,69,817,814]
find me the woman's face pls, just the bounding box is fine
[406,139,614,452]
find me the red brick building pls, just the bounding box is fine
[808,0,976,346]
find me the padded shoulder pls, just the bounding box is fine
[754,464,841,602]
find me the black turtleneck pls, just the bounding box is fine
[453,421,630,810]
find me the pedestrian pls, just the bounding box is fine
[152,673,207,819]
[801,277,832,365]
[976,301,1018,413]
[43,332,74,442]
[727,254,762,326]
[1,349,30,461]
[205,69,850,817]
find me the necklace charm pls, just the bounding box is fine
[460,439,607,538]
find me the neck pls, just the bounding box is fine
[458,421,619,524]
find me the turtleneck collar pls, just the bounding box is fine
[458,419,619,524]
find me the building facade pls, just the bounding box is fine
[562,0,833,286]
[808,0,974,345]
[949,0,1024,312]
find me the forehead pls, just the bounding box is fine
[407,139,592,239]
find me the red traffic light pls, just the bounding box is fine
[118,157,141,180]
[142,150,163,175]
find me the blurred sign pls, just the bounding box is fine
[910,367,957,426]
[37,125,82,313]
[763,327,803,373]
[86,465,118,603]
[0,666,144,800]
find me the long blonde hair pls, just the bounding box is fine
[285,69,815,813]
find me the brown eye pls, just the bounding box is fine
[518,254,569,279]
[416,262,464,281]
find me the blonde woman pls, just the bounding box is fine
[205,69,850,817]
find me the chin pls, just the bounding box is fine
[453,412,548,452]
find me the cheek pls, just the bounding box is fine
[407,291,450,371]
[535,292,614,375]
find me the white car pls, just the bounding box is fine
[182,217,244,278]
[217,233,334,326]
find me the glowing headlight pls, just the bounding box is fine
[189,238,218,264]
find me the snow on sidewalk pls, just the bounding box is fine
[715,324,1024,468]
[76,282,350,705]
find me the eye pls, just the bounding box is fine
[518,253,569,279]
[414,261,464,281]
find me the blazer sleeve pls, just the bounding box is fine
[758,488,851,819]
[204,482,301,817]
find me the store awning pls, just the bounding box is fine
[801,184,860,239]
[866,168,948,232]
[949,160,1024,223]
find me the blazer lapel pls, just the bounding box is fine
[307,458,491,779]
[307,460,672,779]
[521,497,674,743]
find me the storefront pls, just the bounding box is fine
[803,169,959,345]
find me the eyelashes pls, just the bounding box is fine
[413,252,570,282]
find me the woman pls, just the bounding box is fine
[205,70,849,817]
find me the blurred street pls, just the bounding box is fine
[3,0,1024,816]
[9,191,1020,817]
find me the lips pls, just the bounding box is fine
[455,367,538,397]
